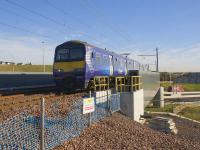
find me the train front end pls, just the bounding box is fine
[53,41,86,90]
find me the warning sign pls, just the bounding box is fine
[83,97,95,114]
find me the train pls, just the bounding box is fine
[53,40,150,90]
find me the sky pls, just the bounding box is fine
[0,0,200,72]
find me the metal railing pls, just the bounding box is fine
[164,91,200,99]
[115,76,142,92]
[93,76,109,91]
[93,76,142,92]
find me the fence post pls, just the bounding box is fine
[107,90,112,115]
[89,91,92,126]
[40,97,45,150]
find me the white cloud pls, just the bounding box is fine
[0,34,199,72]
[122,43,200,72]
[0,35,57,65]
[146,44,200,72]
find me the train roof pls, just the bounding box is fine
[56,40,150,71]
[60,40,92,47]
[59,40,142,63]
[62,40,129,59]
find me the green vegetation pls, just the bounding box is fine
[178,106,200,121]
[145,104,179,113]
[160,82,171,89]
[0,65,53,72]
[146,104,200,121]
[160,82,200,91]
[181,84,200,91]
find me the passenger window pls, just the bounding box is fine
[96,53,100,62]
[91,52,94,58]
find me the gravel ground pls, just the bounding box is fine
[0,93,85,121]
[1,94,200,150]
[151,114,200,144]
[54,113,200,150]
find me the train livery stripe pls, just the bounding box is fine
[54,61,85,72]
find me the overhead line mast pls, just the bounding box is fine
[138,48,159,72]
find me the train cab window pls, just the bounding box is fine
[70,48,84,59]
[55,49,69,61]
[55,47,84,61]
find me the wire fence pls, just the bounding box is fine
[0,92,120,150]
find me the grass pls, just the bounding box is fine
[160,82,171,90]
[160,82,200,91]
[0,65,53,72]
[178,106,200,121]
[181,84,200,91]
[145,104,179,113]
[146,104,200,122]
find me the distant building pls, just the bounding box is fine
[5,62,15,65]
[175,72,200,84]
[25,62,32,65]
[17,63,23,65]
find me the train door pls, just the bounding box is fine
[109,55,114,75]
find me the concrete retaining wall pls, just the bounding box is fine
[0,72,54,89]
[120,89,144,122]
[139,71,160,106]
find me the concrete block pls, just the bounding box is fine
[153,87,164,108]
[120,89,144,122]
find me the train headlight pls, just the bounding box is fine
[54,69,64,72]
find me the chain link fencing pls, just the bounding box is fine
[0,92,120,150]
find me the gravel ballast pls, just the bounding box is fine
[151,114,200,145]
[54,113,200,150]
[0,93,85,121]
